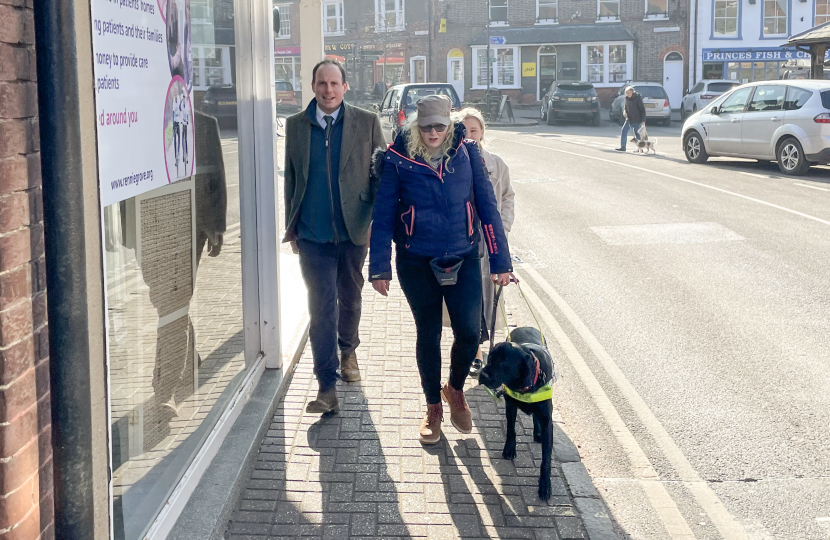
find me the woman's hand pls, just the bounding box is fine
[490,272,517,286]
[372,279,390,296]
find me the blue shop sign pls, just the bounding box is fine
[702,47,830,62]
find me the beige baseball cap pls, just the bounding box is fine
[416,95,452,126]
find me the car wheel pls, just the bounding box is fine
[777,137,811,175]
[684,131,708,164]
[662,118,671,127]
[547,111,556,126]
[680,105,686,120]
[592,113,601,127]
[693,105,697,114]
[541,109,547,121]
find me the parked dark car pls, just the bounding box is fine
[201,81,300,128]
[541,82,600,126]
[378,83,462,143]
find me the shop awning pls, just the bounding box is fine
[470,23,634,46]
[783,21,830,47]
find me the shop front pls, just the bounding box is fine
[35,0,289,537]
[701,47,828,82]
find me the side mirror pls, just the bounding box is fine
[684,88,689,95]
[710,106,720,115]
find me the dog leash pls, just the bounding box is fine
[489,277,546,349]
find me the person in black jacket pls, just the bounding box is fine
[615,86,646,152]
[369,95,515,444]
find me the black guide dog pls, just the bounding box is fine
[478,326,556,501]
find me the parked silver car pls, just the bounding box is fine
[680,79,739,119]
[681,80,830,175]
[610,82,671,126]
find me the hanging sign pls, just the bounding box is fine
[91,0,195,207]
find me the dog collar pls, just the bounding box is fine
[519,353,543,393]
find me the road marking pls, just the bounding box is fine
[511,268,697,539]
[794,182,830,192]
[517,264,750,540]
[498,137,830,228]
[737,171,767,179]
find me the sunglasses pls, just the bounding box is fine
[418,124,448,133]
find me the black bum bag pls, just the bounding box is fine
[429,255,464,286]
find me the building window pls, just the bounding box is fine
[598,0,620,20]
[275,4,291,39]
[376,0,405,32]
[609,45,627,82]
[323,1,344,36]
[713,0,738,36]
[474,46,519,88]
[583,43,632,86]
[193,46,232,90]
[645,0,668,18]
[537,0,557,23]
[275,56,301,90]
[586,45,604,83]
[763,0,787,36]
[817,0,830,24]
[490,0,508,25]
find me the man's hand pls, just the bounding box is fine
[490,272,517,287]
[372,279,390,296]
[290,240,299,254]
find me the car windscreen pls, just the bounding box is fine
[275,81,293,91]
[635,86,668,99]
[557,84,594,93]
[402,87,459,111]
[707,82,737,93]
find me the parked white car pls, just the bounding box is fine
[610,82,672,126]
[681,80,830,175]
[680,79,739,119]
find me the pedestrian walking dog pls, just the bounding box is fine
[478,283,557,501]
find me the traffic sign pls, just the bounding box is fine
[490,36,506,45]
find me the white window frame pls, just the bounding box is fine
[375,0,405,32]
[192,45,233,91]
[472,46,520,89]
[322,0,345,37]
[763,0,787,37]
[817,0,830,25]
[275,4,291,39]
[490,0,509,26]
[537,0,558,24]
[644,0,669,20]
[713,0,739,37]
[581,43,632,88]
[597,0,620,21]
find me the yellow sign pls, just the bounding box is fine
[439,18,447,33]
[522,63,537,77]
[449,48,463,58]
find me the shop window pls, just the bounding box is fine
[587,45,604,83]
[376,0,405,32]
[274,57,301,91]
[275,5,291,39]
[537,0,557,23]
[598,0,620,20]
[323,0,344,36]
[714,0,739,37]
[609,45,627,82]
[490,0,508,25]
[763,0,787,36]
[817,0,830,25]
[645,0,668,18]
[474,46,518,88]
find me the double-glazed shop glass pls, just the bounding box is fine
[98,0,246,537]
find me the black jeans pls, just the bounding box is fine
[298,239,368,391]
[396,247,482,404]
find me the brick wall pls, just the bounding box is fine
[0,1,54,539]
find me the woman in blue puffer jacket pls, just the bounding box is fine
[369,95,515,445]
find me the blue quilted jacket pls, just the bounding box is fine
[369,123,512,281]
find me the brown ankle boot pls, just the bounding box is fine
[306,388,339,414]
[340,352,361,382]
[419,403,443,444]
[441,383,472,434]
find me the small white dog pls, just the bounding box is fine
[630,136,657,154]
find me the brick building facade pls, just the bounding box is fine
[0,0,54,538]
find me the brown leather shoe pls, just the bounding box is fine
[419,403,443,444]
[340,352,361,382]
[441,383,472,434]
[306,388,339,414]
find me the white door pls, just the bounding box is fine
[663,52,684,109]
[447,50,464,101]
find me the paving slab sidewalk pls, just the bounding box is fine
[224,277,617,540]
